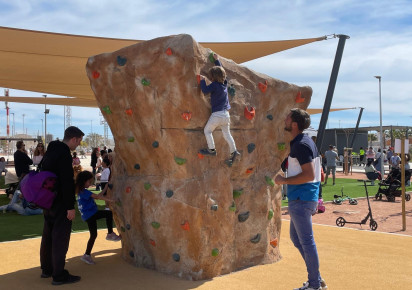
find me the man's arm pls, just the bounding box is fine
[275,162,315,185]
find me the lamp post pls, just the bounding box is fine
[374,76,384,177]
[43,95,50,147]
[22,114,25,135]
[40,119,44,142]
[11,113,15,136]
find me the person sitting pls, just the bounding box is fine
[365,160,381,185]
[0,157,8,176]
[0,189,43,215]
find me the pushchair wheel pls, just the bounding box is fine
[333,199,342,205]
[375,193,382,201]
[370,220,378,231]
[336,217,346,227]
[349,199,358,205]
[387,195,395,202]
[406,194,411,202]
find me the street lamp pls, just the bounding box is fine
[40,119,44,142]
[11,113,15,136]
[22,114,25,135]
[374,76,384,177]
[43,95,50,147]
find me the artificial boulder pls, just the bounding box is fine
[86,34,311,280]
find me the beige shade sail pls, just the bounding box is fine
[0,26,326,104]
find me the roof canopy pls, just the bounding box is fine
[0,26,325,106]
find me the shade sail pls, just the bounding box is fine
[0,26,326,103]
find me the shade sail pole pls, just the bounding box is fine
[316,34,350,151]
[350,107,364,148]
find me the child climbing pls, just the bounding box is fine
[199,53,240,165]
[75,171,121,265]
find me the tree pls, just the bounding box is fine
[368,133,377,142]
[84,133,104,148]
[384,129,409,140]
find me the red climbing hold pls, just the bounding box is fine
[246,168,254,174]
[125,109,133,116]
[92,71,100,79]
[258,80,268,93]
[196,75,201,85]
[244,106,256,120]
[181,112,192,121]
[295,91,305,103]
[126,187,131,193]
[166,47,172,55]
[149,239,156,247]
[270,238,278,248]
[181,221,190,231]
[197,153,204,159]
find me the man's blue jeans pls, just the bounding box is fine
[288,200,321,288]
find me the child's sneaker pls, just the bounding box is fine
[199,148,217,156]
[229,150,241,162]
[302,279,328,290]
[294,286,321,290]
[106,232,121,241]
[80,254,95,265]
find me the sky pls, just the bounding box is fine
[1,0,412,140]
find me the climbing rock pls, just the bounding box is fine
[86,34,312,280]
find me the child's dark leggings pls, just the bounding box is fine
[85,210,113,255]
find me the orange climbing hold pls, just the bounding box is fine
[197,153,204,159]
[166,47,173,55]
[258,80,268,93]
[125,108,133,116]
[244,106,256,120]
[149,239,156,247]
[196,75,201,85]
[295,91,305,103]
[181,221,190,231]
[270,238,278,248]
[246,168,254,174]
[181,112,192,121]
[92,71,100,79]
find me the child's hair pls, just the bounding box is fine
[210,66,226,83]
[102,158,110,167]
[75,170,94,194]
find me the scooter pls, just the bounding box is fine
[332,186,358,205]
[335,180,378,231]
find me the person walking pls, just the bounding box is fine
[323,145,339,186]
[274,108,326,290]
[39,126,84,285]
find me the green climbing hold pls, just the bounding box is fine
[152,141,159,148]
[144,183,151,190]
[102,105,112,114]
[141,78,150,86]
[174,156,187,165]
[250,233,261,244]
[208,52,215,63]
[121,226,126,232]
[115,200,122,207]
[134,164,140,170]
[229,201,236,212]
[277,143,286,150]
[211,248,219,257]
[265,176,275,187]
[238,211,250,222]
[128,137,135,142]
[151,222,160,229]
[233,188,244,199]
[268,209,274,220]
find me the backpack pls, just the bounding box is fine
[20,170,57,209]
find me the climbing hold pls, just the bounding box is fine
[128,136,135,142]
[174,156,187,165]
[229,201,236,212]
[151,222,160,229]
[211,248,219,257]
[208,52,215,63]
[141,78,150,86]
[228,84,236,97]
[102,105,112,114]
[224,159,234,168]
[197,153,204,159]
[244,106,256,120]
[181,112,192,121]
[250,234,261,244]
[172,253,180,262]
[268,209,274,220]
[126,187,131,193]
[247,143,256,153]
[165,47,172,55]
[246,168,254,174]
[134,164,140,170]
[258,80,268,93]
[166,190,174,198]
[92,71,100,79]
[121,226,125,232]
[295,91,305,103]
[211,204,218,211]
[181,221,190,231]
[108,183,113,189]
[126,224,131,230]
[233,188,244,199]
[144,183,151,190]
[267,114,273,120]
[238,211,250,222]
[270,238,278,248]
[277,143,286,151]
[152,141,159,148]
[125,108,133,116]
[265,176,275,187]
[149,239,156,247]
[117,55,127,66]
[129,251,134,258]
[196,75,201,85]
[115,200,122,207]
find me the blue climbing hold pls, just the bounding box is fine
[126,224,131,230]
[117,55,127,66]
[152,141,159,148]
[250,233,261,244]
[166,190,174,198]
[228,85,236,97]
[134,164,140,170]
[129,251,134,257]
[238,211,250,222]
[247,143,256,153]
[172,253,180,262]
[267,114,273,120]
[108,183,113,189]
[211,204,218,211]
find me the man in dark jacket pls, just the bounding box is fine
[14,140,33,179]
[39,126,84,285]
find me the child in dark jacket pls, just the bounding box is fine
[199,53,240,165]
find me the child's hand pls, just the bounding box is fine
[200,75,205,80]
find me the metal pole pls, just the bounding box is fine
[350,107,364,148]
[375,76,384,177]
[44,95,47,147]
[41,119,44,142]
[22,114,25,135]
[401,138,406,231]
[316,34,350,152]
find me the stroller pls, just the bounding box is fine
[375,168,411,202]
[5,171,20,199]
